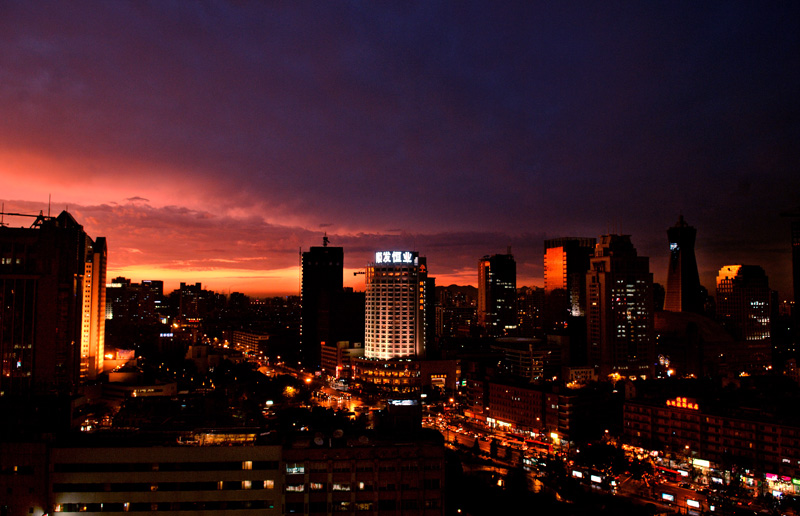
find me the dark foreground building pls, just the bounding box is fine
[0,211,107,397]
[1,427,446,516]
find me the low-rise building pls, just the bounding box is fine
[351,357,460,399]
[51,437,282,514]
[478,379,604,442]
[352,358,422,397]
[281,430,445,515]
[320,341,364,380]
[232,331,270,356]
[624,395,800,493]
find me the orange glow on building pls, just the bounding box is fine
[544,246,566,293]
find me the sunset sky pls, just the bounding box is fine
[1,2,798,298]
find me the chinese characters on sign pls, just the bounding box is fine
[666,396,699,410]
[375,251,415,264]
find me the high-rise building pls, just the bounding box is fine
[106,277,163,324]
[716,265,771,342]
[782,209,800,306]
[0,211,106,396]
[586,234,655,378]
[664,216,703,314]
[106,277,133,321]
[434,286,477,340]
[365,251,429,359]
[80,236,106,380]
[543,238,595,326]
[301,238,343,369]
[339,287,366,347]
[516,286,545,338]
[543,238,595,366]
[177,282,216,321]
[781,208,800,347]
[477,251,517,337]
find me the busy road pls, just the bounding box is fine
[257,363,781,515]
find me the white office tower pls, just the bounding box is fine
[365,251,428,359]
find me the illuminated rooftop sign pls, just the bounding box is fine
[387,399,419,406]
[666,396,699,410]
[374,251,416,265]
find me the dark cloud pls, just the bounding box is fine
[0,1,798,295]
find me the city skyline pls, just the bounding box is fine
[1,2,798,298]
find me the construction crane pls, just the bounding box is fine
[0,209,53,228]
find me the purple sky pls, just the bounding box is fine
[1,1,798,298]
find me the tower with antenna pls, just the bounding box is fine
[664,215,703,314]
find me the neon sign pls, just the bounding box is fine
[666,396,699,410]
[375,251,416,264]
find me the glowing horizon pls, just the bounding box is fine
[106,263,543,298]
[0,2,796,300]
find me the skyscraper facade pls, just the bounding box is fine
[301,239,344,369]
[0,211,106,396]
[781,209,800,347]
[782,209,800,307]
[516,286,545,338]
[543,238,595,325]
[664,216,703,314]
[364,251,429,359]
[477,251,517,337]
[586,234,655,378]
[716,265,771,342]
[106,278,164,325]
[80,236,106,380]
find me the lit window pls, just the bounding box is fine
[286,462,305,474]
